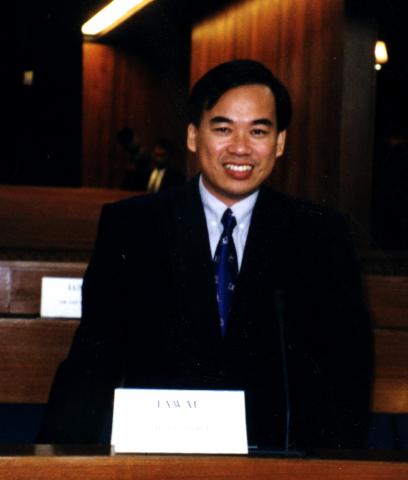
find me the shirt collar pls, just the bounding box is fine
[198,174,258,231]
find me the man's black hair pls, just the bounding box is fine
[188,59,292,132]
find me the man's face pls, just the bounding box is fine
[152,145,169,167]
[187,84,286,206]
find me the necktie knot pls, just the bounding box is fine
[221,208,237,234]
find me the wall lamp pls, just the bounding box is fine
[82,0,155,37]
[374,40,389,71]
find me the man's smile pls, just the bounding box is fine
[224,164,254,172]
[223,163,255,180]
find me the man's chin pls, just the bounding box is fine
[214,185,258,205]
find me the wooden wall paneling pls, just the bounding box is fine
[107,48,176,186]
[190,0,374,236]
[338,15,377,245]
[190,0,345,206]
[82,44,116,187]
[82,41,187,188]
[106,48,147,187]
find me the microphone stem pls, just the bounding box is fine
[275,289,291,451]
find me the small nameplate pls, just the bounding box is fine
[40,277,83,318]
[111,388,248,454]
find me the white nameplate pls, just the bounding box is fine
[40,277,83,318]
[111,388,248,454]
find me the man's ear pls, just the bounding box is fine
[276,130,287,158]
[187,123,198,153]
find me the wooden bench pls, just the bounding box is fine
[0,318,78,404]
[0,262,407,415]
[0,261,86,316]
[0,261,85,403]
[0,185,136,403]
[364,275,408,414]
[0,186,135,259]
[364,274,408,329]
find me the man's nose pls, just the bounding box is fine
[227,132,252,155]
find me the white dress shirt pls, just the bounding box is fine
[199,175,258,271]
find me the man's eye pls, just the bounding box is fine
[213,127,231,134]
[252,128,268,136]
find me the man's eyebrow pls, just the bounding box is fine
[252,118,274,127]
[209,116,274,127]
[209,116,232,124]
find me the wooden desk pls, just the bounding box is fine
[0,448,407,480]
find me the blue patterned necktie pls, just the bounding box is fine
[213,208,238,337]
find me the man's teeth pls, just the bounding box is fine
[224,164,253,172]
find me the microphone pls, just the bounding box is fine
[274,289,291,451]
[248,290,306,457]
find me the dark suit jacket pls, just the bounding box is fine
[156,166,185,192]
[122,164,185,192]
[39,177,373,450]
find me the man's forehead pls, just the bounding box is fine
[203,84,277,120]
[213,83,273,100]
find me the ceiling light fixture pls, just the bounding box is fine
[82,0,155,37]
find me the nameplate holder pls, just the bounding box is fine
[40,277,83,318]
[111,388,248,454]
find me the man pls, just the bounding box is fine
[117,127,151,191]
[119,131,184,192]
[146,139,185,193]
[39,60,372,450]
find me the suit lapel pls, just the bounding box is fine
[165,180,293,348]
[169,178,222,346]
[228,186,291,341]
